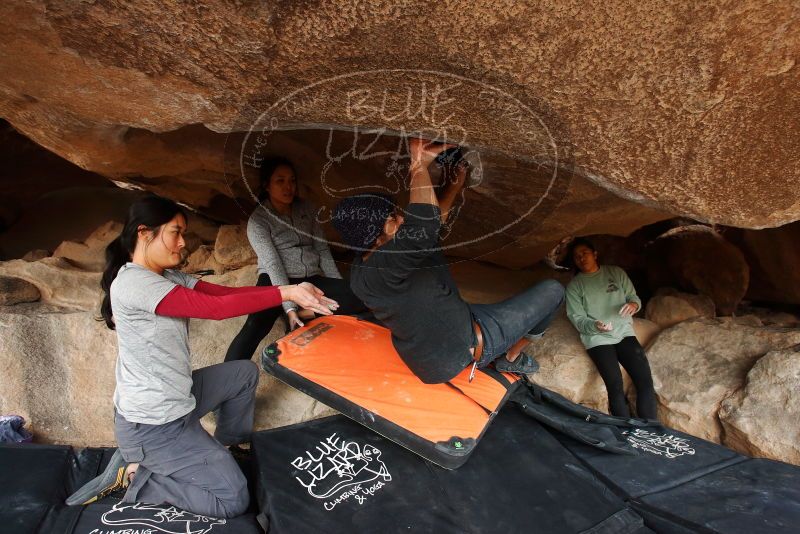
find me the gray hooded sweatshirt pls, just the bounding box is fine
[247,199,341,312]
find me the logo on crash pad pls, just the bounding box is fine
[291,432,392,511]
[99,502,225,534]
[291,322,334,347]
[623,429,696,459]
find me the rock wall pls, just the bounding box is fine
[1,1,799,231]
[0,304,118,445]
[719,346,800,464]
[645,226,750,315]
[647,317,800,444]
[1,119,673,269]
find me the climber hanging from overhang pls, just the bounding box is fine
[331,137,565,386]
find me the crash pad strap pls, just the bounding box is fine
[449,366,519,412]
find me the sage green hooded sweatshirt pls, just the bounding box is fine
[565,265,641,349]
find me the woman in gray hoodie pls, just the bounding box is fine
[224,157,366,361]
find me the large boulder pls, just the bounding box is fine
[648,318,800,443]
[645,288,716,329]
[213,224,256,271]
[184,245,226,275]
[527,314,609,412]
[719,346,800,464]
[646,226,749,315]
[0,274,41,305]
[633,318,662,348]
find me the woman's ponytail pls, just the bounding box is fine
[99,195,188,330]
[100,234,132,329]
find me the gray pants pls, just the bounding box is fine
[115,360,259,518]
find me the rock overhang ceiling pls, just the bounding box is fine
[1,0,798,264]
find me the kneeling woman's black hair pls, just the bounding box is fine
[100,195,188,329]
[566,237,597,273]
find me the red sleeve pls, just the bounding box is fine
[155,284,282,320]
[194,280,275,296]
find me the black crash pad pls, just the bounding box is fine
[553,426,800,533]
[0,444,263,534]
[252,405,652,534]
[0,443,74,534]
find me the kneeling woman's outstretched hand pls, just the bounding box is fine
[280,282,339,316]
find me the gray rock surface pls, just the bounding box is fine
[719,346,800,464]
[53,221,123,271]
[213,224,256,272]
[648,318,800,443]
[0,257,102,310]
[645,288,716,329]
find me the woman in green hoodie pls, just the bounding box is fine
[565,238,658,420]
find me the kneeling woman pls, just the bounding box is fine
[67,195,337,518]
[565,238,658,420]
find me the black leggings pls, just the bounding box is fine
[224,274,367,361]
[586,336,658,420]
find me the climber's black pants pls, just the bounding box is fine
[224,273,366,362]
[586,336,658,420]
